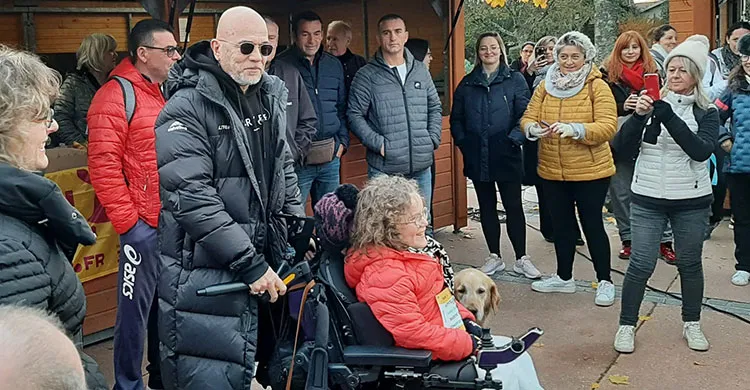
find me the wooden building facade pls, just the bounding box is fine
[0,0,469,339]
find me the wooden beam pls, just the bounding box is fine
[448,0,467,230]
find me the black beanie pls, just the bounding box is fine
[405,38,429,62]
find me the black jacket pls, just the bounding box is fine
[336,49,368,92]
[510,58,535,92]
[156,41,305,390]
[0,163,106,390]
[450,65,529,182]
[275,45,350,151]
[51,69,100,147]
[268,59,317,165]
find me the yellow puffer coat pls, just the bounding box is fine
[520,67,617,181]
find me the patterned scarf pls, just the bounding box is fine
[409,236,455,293]
[548,62,592,91]
[722,45,741,74]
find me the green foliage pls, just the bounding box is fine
[464,0,595,63]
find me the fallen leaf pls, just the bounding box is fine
[608,375,630,385]
[591,281,599,289]
[591,384,601,390]
[533,343,544,348]
[638,315,652,321]
[462,233,474,239]
[693,361,712,366]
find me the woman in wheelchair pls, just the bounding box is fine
[344,175,544,389]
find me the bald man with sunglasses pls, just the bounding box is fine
[154,6,305,389]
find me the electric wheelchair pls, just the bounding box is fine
[197,215,543,389]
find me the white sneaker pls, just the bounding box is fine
[731,270,750,286]
[595,280,616,307]
[683,321,709,351]
[513,255,541,279]
[531,274,576,293]
[480,254,505,275]
[614,325,635,353]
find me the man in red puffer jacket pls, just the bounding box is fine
[87,19,181,390]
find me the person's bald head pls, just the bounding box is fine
[211,6,270,88]
[0,305,86,390]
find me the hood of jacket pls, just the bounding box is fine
[110,57,163,99]
[370,47,417,73]
[167,40,287,110]
[344,245,433,288]
[465,63,512,87]
[0,163,96,247]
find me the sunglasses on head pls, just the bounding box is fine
[216,39,274,56]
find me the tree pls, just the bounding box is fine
[465,0,595,64]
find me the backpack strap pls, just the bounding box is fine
[112,76,136,125]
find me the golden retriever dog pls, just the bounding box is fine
[454,268,501,327]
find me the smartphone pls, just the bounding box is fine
[534,47,547,58]
[644,73,660,101]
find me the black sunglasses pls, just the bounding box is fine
[142,45,183,57]
[216,39,274,56]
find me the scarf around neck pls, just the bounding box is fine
[547,62,592,95]
[620,60,645,91]
[722,45,741,75]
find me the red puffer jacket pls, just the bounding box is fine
[345,246,476,361]
[87,59,164,234]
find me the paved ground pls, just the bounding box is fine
[85,183,750,389]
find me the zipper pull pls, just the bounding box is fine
[315,88,319,95]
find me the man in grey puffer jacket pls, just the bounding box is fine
[348,13,442,229]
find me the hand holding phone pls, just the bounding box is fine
[644,73,660,101]
[624,94,639,111]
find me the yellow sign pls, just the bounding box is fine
[45,167,120,283]
[436,287,466,330]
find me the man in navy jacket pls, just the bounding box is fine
[275,10,349,207]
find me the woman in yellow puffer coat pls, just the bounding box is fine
[520,31,618,307]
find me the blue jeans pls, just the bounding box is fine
[368,165,433,236]
[619,203,709,326]
[296,157,341,207]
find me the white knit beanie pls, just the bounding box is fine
[553,31,596,63]
[664,35,709,77]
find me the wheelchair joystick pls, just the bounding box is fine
[480,328,494,350]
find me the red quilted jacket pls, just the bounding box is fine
[87,59,164,234]
[345,246,476,361]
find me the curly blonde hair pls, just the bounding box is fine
[350,175,424,251]
[0,45,61,168]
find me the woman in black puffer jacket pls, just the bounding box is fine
[0,45,107,389]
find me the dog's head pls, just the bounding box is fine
[454,268,500,326]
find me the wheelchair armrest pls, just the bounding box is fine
[343,345,432,368]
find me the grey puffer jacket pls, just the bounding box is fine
[348,48,442,175]
[51,69,100,147]
[156,41,304,390]
[0,163,107,390]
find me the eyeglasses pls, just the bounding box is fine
[141,45,183,57]
[216,39,274,56]
[742,55,750,62]
[32,108,55,129]
[398,207,429,227]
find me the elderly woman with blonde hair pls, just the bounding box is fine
[0,45,107,389]
[345,175,543,389]
[51,33,118,148]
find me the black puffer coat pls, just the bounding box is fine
[155,41,304,390]
[51,69,100,147]
[450,65,530,183]
[0,163,106,389]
